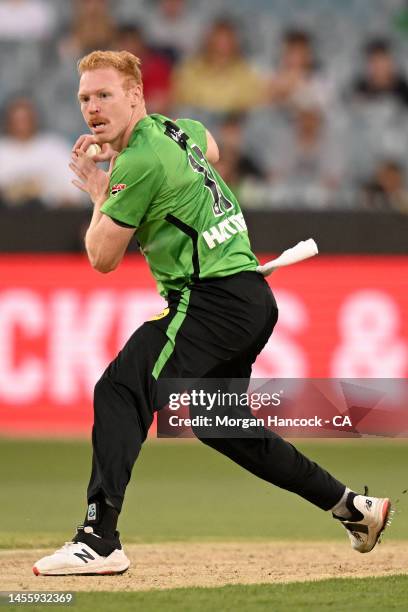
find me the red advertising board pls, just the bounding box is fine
[0,254,407,436]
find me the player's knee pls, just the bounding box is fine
[93,375,112,408]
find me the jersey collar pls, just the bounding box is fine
[128,115,152,147]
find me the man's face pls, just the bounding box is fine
[367,51,394,86]
[7,101,37,141]
[78,67,139,144]
[283,41,311,71]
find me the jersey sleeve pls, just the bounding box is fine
[100,146,164,228]
[176,118,207,154]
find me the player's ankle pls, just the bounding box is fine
[331,487,364,522]
[73,525,121,556]
[83,496,119,539]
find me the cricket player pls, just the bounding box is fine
[33,51,391,576]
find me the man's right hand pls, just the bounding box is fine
[69,149,118,206]
[72,134,118,163]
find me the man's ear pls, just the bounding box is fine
[129,84,143,107]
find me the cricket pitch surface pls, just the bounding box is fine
[1,541,407,591]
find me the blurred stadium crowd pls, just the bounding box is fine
[1,0,408,212]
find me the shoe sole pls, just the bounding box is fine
[363,497,392,553]
[376,498,392,545]
[343,497,393,553]
[32,563,130,576]
[33,566,129,576]
[33,557,130,576]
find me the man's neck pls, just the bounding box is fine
[114,105,147,151]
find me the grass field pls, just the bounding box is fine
[0,438,407,610]
[2,576,408,611]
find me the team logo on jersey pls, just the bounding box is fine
[149,307,170,321]
[111,183,127,197]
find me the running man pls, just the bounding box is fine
[33,51,391,575]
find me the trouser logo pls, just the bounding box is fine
[87,503,97,521]
[149,307,170,321]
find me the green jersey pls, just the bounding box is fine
[101,114,259,296]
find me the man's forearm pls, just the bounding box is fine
[85,197,107,266]
[84,197,134,274]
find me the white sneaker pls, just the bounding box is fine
[33,538,130,576]
[339,494,392,553]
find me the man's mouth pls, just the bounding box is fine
[90,120,108,132]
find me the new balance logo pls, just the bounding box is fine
[202,213,247,249]
[74,548,96,564]
[365,499,373,510]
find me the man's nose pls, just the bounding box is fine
[88,99,100,113]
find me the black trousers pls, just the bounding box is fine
[87,272,345,512]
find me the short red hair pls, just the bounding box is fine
[78,50,143,90]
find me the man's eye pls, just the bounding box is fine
[100,92,109,98]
